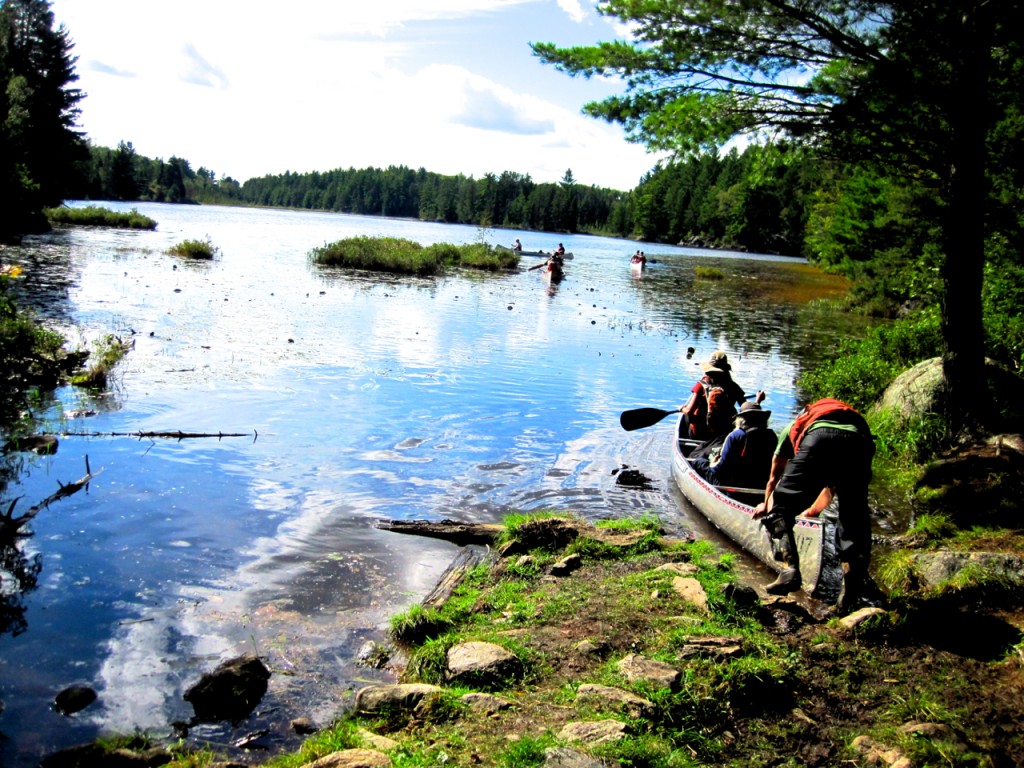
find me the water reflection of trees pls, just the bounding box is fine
[0,513,42,638]
[629,256,876,379]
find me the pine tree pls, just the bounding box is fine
[0,0,84,239]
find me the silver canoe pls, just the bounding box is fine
[670,415,844,602]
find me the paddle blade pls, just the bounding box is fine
[619,407,678,431]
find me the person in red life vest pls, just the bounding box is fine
[753,398,881,608]
[679,351,764,441]
[690,400,777,488]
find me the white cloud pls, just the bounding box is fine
[556,0,588,24]
[52,0,660,190]
[179,44,229,89]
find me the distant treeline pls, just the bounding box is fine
[70,141,816,255]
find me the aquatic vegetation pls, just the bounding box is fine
[694,265,725,280]
[309,236,520,276]
[168,237,218,259]
[69,334,133,390]
[45,205,157,230]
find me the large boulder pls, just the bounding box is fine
[873,356,1024,431]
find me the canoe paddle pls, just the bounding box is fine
[619,407,680,431]
[527,262,549,271]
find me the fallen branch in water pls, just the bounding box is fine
[1,456,99,539]
[53,429,257,442]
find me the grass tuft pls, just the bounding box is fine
[168,237,218,259]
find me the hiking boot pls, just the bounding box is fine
[841,577,886,611]
[765,567,800,595]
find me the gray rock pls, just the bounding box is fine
[558,720,628,745]
[911,551,1024,588]
[183,654,270,723]
[355,684,443,715]
[446,641,523,688]
[306,748,392,768]
[53,684,97,716]
[671,576,709,612]
[616,653,680,690]
[356,729,400,751]
[461,692,513,713]
[543,747,615,768]
[575,683,655,718]
[550,553,582,576]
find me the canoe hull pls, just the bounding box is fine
[669,415,843,602]
[498,245,574,259]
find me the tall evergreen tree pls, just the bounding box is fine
[534,0,1023,436]
[0,0,84,239]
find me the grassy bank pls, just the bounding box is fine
[149,513,1023,768]
[44,205,157,230]
[309,236,520,276]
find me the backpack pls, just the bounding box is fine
[702,380,735,436]
[737,426,777,488]
[789,398,866,453]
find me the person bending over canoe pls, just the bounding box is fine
[679,351,764,441]
[512,238,522,252]
[690,401,776,489]
[753,398,882,609]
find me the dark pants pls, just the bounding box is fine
[772,427,875,581]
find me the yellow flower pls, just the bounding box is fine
[1,264,24,278]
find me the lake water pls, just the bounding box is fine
[0,202,864,765]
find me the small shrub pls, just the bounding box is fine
[70,334,132,389]
[168,237,218,259]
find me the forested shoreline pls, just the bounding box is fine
[66,140,815,257]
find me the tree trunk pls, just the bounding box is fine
[940,3,992,438]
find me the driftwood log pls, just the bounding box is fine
[375,519,504,547]
[1,456,98,540]
[55,430,255,441]
[375,517,695,552]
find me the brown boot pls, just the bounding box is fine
[765,567,800,595]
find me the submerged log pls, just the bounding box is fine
[375,517,695,551]
[375,518,504,546]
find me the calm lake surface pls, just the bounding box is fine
[0,202,866,766]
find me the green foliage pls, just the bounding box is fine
[594,512,662,532]
[798,310,942,411]
[168,237,218,260]
[0,0,86,240]
[389,603,451,645]
[496,732,557,768]
[44,205,157,230]
[309,236,518,276]
[1,263,72,423]
[69,334,131,390]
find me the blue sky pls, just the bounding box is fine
[51,0,664,190]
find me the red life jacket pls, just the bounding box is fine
[788,398,862,453]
